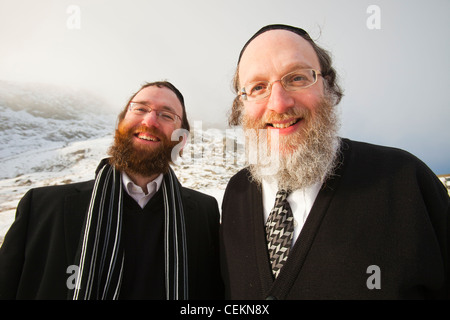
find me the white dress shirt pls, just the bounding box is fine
[121,172,164,209]
[262,179,321,246]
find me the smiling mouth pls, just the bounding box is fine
[267,118,302,129]
[135,132,161,142]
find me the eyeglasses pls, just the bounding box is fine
[240,69,321,102]
[128,102,181,124]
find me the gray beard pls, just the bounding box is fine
[244,98,341,191]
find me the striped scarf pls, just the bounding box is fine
[72,161,188,300]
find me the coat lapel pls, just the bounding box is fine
[250,181,274,295]
[63,181,94,265]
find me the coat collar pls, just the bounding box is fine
[63,180,95,264]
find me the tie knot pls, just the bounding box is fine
[275,189,290,204]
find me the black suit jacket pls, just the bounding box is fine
[220,138,449,299]
[0,179,223,299]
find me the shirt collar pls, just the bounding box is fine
[121,171,163,204]
[261,178,321,221]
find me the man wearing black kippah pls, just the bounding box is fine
[220,24,449,299]
[0,81,224,300]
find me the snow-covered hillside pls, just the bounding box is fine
[0,81,245,244]
[0,80,116,179]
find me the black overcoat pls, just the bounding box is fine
[220,138,449,299]
[0,179,223,299]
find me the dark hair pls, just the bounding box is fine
[118,81,190,131]
[229,24,344,126]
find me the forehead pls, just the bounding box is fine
[238,30,320,84]
[133,86,183,114]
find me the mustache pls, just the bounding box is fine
[265,108,310,123]
[244,107,311,129]
[118,123,170,145]
[131,125,164,139]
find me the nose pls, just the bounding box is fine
[141,110,161,128]
[267,81,295,113]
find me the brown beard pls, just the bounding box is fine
[242,97,341,191]
[107,123,178,177]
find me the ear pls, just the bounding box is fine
[229,96,244,126]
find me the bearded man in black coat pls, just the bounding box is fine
[0,81,223,300]
[220,24,449,300]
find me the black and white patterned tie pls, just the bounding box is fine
[266,189,294,278]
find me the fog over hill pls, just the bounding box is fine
[0,80,116,177]
[0,81,245,242]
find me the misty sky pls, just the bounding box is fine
[0,0,449,174]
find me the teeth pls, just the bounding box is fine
[138,134,158,141]
[271,119,298,129]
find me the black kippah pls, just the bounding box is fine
[238,24,310,63]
